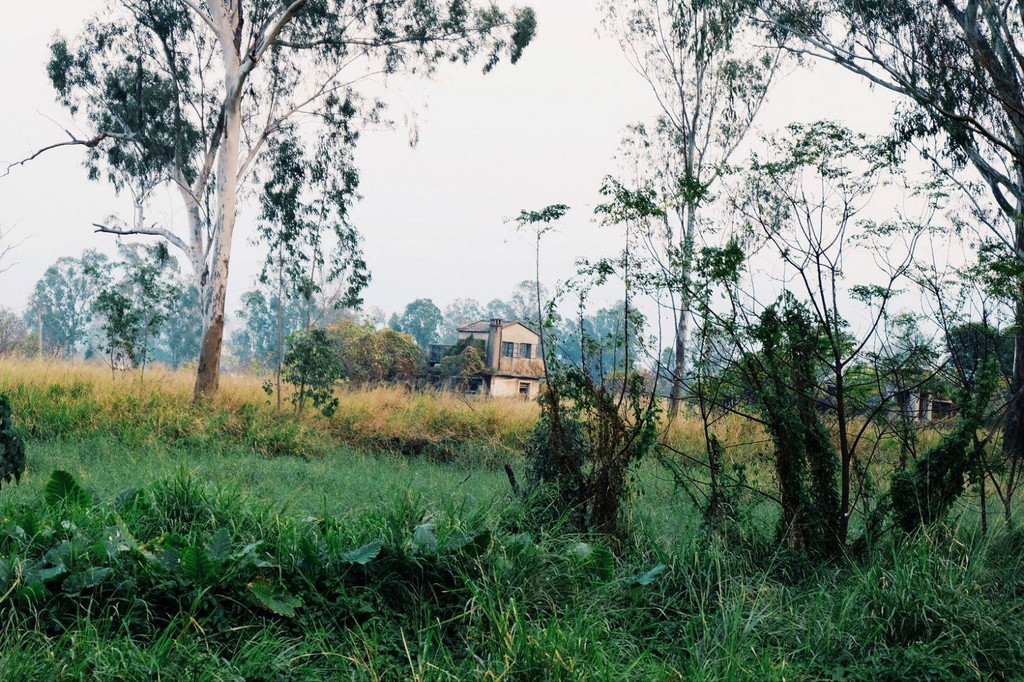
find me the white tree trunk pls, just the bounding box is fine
[194,3,243,400]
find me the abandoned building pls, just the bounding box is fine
[894,390,957,421]
[427,319,545,398]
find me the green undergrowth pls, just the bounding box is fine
[0,467,1022,680]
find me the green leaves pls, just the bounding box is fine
[0,394,25,490]
[341,539,383,565]
[249,578,303,618]
[179,546,217,583]
[45,470,93,508]
[206,528,231,562]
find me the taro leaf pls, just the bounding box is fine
[179,545,217,583]
[44,541,73,567]
[44,470,93,508]
[17,512,39,539]
[231,541,263,564]
[27,564,66,584]
[341,539,383,565]
[249,578,303,617]
[448,530,491,558]
[64,567,113,595]
[634,564,667,586]
[157,549,180,572]
[412,523,437,552]
[90,540,115,561]
[206,528,231,562]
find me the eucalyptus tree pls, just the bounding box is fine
[93,243,177,383]
[392,298,443,348]
[511,204,570,368]
[256,134,368,408]
[752,0,1024,500]
[441,298,485,342]
[602,0,783,417]
[0,309,28,356]
[21,0,536,400]
[26,250,111,358]
[230,284,307,369]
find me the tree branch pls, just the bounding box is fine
[93,222,191,258]
[2,131,130,179]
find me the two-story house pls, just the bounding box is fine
[428,318,545,398]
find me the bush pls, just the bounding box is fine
[0,394,25,489]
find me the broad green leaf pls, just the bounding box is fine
[206,528,231,562]
[27,564,66,583]
[249,578,303,617]
[448,530,490,558]
[44,470,92,507]
[635,564,667,586]
[64,567,113,594]
[412,523,437,552]
[341,539,383,565]
[179,545,217,583]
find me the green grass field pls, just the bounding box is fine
[1,361,1022,680]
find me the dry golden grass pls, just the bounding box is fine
[1,357,919,470]
[0,358,543,460]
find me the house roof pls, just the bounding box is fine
[457,320,493,333]
[457,319,538,334]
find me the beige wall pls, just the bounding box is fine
[498,324,538,345]
[489,376,539,399]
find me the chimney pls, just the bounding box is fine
[488,318,502,368]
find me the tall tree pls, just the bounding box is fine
[93,242,176,382]
[256,134,369,409]
[441,298,485,342]
[0,309,29,356]
[392,298,443,348]
[603,0,782,417]
[19,0,536,400]
[230,284,306,369]
[26,250,111,357]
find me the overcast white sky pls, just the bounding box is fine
[0,1,901,324]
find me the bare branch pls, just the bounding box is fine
[2,131,131,179]
[93,222,191,258]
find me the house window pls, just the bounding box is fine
[519,382,531,396]
[502,341,515,358]
[519,343,532,359]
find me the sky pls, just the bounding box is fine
[0,0,904,328]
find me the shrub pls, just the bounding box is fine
[0,394,25,489]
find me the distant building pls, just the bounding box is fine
[428,318,544,398]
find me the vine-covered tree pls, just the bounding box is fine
[754,0,1024,513]
[22,0,536,400]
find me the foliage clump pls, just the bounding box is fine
[438,338,487,380]
[746,296,841,559]
[0,394,25,489]
[524,367,658,538]
[890,360,999,533]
